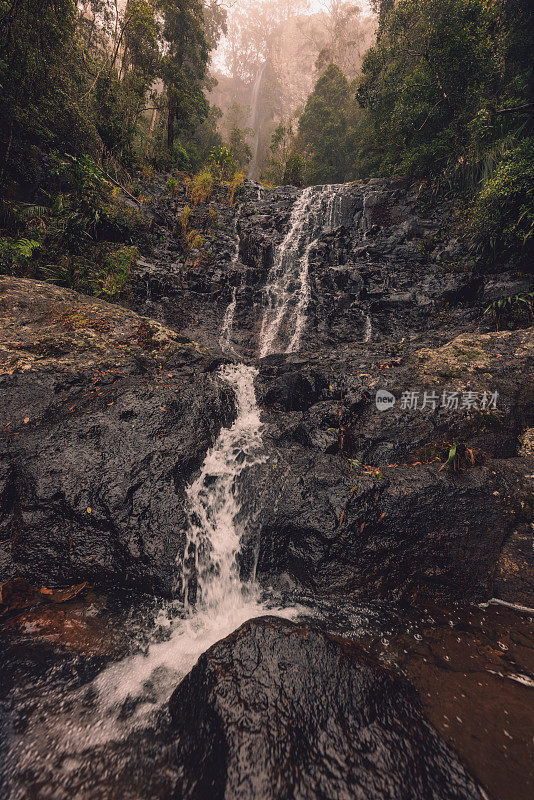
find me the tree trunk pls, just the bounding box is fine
[167,95,175,150]
[146,107,159,158]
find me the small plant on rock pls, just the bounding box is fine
[439,442,476,471]
[484,292,533,330]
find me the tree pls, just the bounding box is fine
[159,0,210,151]
[297,64,353,184]
[224,102,252,171]
[356,0,534,178]
[262,121,296,184]
[0,0,104,192]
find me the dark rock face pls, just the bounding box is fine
[2,174,532,605]
[169,616,482,800]
[0,278,234,595]
[132,178,510,358]
[242,329,534,602]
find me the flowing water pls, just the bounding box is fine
[219,202,244,354]
[4,183,533,800]
[219,286,237,354]
[3,183,350,797]
[258,184,344,357]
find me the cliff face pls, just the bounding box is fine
[2,178,532,605]
[1,177,533,800]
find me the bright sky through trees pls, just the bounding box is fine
[214,0,374,73]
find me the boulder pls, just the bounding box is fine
[249,329,534,602]
[169,616,482,800]
[0,277,234,595]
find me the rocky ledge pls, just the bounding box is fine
[0,277,234,595]
[246,327,534,604]
[132,178,531,357]
[169,616,483,800]
[0,276,532,606]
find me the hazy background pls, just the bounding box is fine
[209,1,376,177]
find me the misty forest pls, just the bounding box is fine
[0,2,533,799]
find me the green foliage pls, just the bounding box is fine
[471,138,534,267]
[0,0,98,191]
[167,177,181,196]
[484,292,534,330]
[227,127,252,172]
[222,102,252,172]
[297,65,354,185]
[439,442,475,471]
[186,166,215,206]
[0,0,227,196]
[263,122,296,185]
[283,154,306,188]
[226,172,245,205]
[291,0,534,268]
[160,0,211,152]
[0,153,148,298]
[208,146,238,181]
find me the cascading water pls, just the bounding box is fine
[181,363,265,609]
[5,183,348,795]
[259,184,344,357]
[219,286,237,354]
[219,202,243,354]
[102,185,352,707]
[247,63,266,180]
[91,364,284,724]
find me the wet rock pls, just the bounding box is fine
[248,329,534,602]
[129,178,498,357]
[494,526,534,607]
[169,616,482,800]
[0,277,234,595]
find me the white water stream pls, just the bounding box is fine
[7,184,349,780]
[91,364,291,733]
[91,185,348,719]
[219,286,237,354]
[259,184,344,356]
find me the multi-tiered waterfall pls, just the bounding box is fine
[10,186,347,773]
[259,185,343,356]
[99,184,347,710]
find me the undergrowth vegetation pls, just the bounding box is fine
[0,154,149,300]
[268,0,534,273]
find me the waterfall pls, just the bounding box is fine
[181,363,266,609]
[219,286,237,354]
[91,189,354,712]
[259,184,343,357]
[15,183,346,769]
[364,314,372,342]
[87,364,296,733]
[219,202,243,354]
[247,62,266,180]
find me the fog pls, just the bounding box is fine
[210,0,376,177]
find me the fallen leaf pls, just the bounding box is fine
[0,579,88,610]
